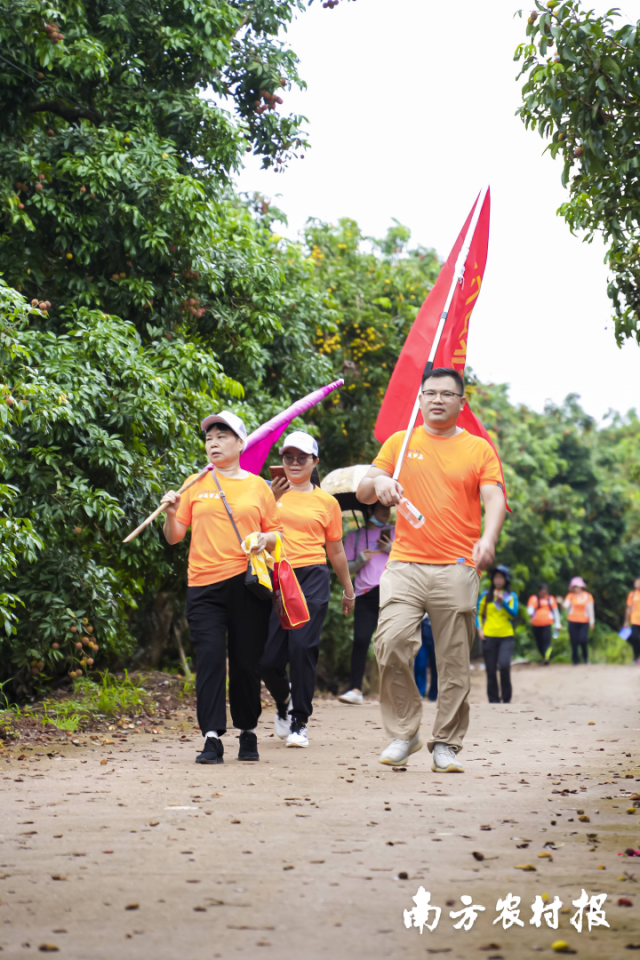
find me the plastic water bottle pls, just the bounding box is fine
[397,496,425,529]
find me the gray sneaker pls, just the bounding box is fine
[431,743,464,773]
[379,732,422,766]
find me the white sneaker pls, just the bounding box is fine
[431,743,464,773]
[286,721,308,748]
[274,696,293,740]
[338,689,364,705]
[379,732,422,766]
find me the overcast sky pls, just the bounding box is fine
[234,0,640,422]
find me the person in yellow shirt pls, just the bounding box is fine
[623,576,640,663]
[161,411,281,765]
[261,431,354,749]
[477,565,519,703]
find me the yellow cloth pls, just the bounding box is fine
[243,532,274,594]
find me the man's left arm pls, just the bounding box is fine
[473,484,507,572]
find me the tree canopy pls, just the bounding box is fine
[1,0,308,342]
[516,0,640,344]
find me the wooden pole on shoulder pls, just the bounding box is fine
[122,464,213,543]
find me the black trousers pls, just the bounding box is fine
[349,586,380,691]
[260,564,330,725]
[569,621,589,664]
[186,572,272,736]
[532,625,551,659]
[628,625,640,660]
[482,636,514,703]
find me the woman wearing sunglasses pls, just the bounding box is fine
[261,431,354,748]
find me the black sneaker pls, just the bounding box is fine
[195,736,224,764]
[238,730,259,762]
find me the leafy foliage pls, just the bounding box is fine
[290,217,441,470]
[0,0,308,338]
[515,0,640,343]
[0,277,244,689]
[471,379,640,629]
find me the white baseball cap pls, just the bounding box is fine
[279,431,319,457]
[200,410,247,447]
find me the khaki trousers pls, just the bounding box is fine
[374,561,479,752]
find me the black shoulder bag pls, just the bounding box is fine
[210,469,273,602]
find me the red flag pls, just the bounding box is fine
[374,189,509,503]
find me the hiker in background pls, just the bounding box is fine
[623,576,640,664]
[526,583,560,663]
[477,565,519,704]
[261,432,354,749]
[414,613,438,701]
[562,577,595,665]
[338,502,395,705]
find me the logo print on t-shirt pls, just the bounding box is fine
[407,449,424,460]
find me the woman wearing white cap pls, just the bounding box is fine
[161,411,282,764]
[562,576,595,664]
[261,431,355,748]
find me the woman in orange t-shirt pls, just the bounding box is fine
[526,583,560,663]
[562,576,595,664]
[161,411,281,766]
[624,576,640,662]
[261,431,354,749]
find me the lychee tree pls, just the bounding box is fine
[0,0,309,345]
[515,0,640,345]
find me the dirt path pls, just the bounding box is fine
[1,664,639,959]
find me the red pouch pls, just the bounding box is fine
[272,535,310,630]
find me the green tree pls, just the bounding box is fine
[0,278,244,692]
[293,217,441,472]
[1,0,308,345]
[515,0,640,344]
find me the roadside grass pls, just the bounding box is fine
[0,670,156,734]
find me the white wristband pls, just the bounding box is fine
[343,590,356,601]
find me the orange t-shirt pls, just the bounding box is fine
[528,594,557,627]
[565,590,593,623]
[372,427,503,568]
[175,471,281,587]
[627,590,640,626]
[275,487,343,569]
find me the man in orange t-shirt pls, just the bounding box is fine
[357,367,506,773]
[624,576,640,661]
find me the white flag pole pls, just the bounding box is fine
[392,185,489,482]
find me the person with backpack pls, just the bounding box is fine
[260,431,354,748]
[526,583,560,663]
[477,565,519,704]
[623,576,640,663]
[562,577,595,664]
